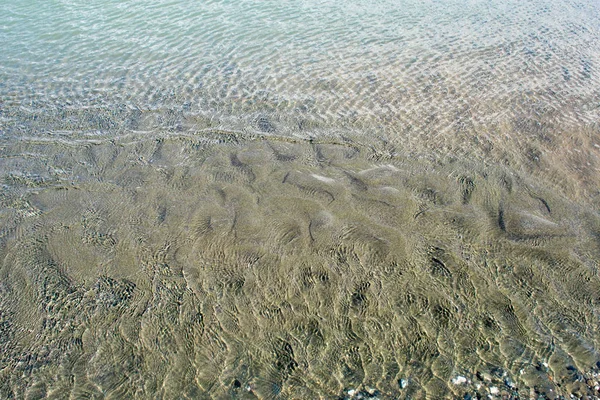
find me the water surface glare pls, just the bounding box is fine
[1,0,600,398]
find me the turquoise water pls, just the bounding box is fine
[2,0,600,398]
[2,0,599,144]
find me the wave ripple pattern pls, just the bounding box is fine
[2,0,600,398]
[1,138,600,398]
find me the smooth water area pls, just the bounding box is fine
[1,0,600,398]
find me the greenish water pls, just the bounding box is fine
[1,0,600,398]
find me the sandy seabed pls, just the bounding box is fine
[1,130,600,399]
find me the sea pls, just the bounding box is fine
[1,0,600,398]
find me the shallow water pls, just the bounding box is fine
[1,0,600,398]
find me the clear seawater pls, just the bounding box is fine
[1,0,600,398]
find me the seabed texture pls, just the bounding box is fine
[1,131,600,399]
[2,0,600,398]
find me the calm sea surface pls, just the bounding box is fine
[1,0,600,398]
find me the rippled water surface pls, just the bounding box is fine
[1,0,600,398]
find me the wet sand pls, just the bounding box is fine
[2,0,600,397]
[1,133,600,398]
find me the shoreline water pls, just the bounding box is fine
[2,0,600,397]
[2,135,600,398]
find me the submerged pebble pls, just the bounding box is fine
[343,387,382,399]
[452,376,468,385]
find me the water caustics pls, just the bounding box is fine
[1,0,600,398]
